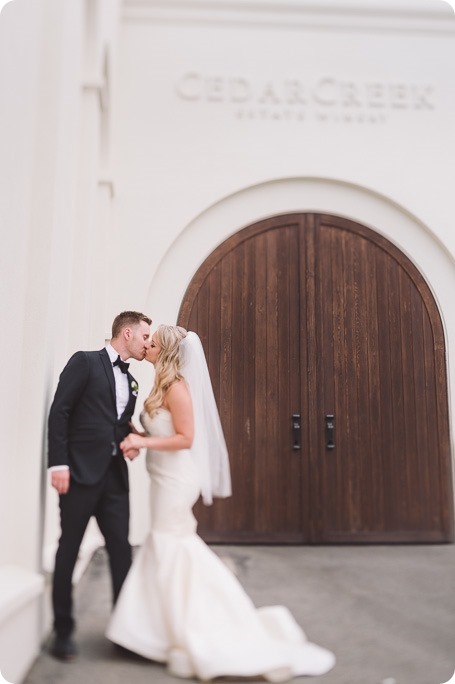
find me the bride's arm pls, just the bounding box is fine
[120,381,194,453]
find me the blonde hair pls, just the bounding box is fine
[144,324,188,417]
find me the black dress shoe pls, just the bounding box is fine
[51,634,77,661]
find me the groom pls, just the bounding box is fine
[48,310,152,660]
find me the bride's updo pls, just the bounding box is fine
[144,324,188,417]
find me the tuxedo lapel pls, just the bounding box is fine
[99,348,117,408]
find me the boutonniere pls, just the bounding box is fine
[131,380,139,397]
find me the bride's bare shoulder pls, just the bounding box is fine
[163,378,191,409]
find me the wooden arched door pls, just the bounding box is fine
[178,214,454,543]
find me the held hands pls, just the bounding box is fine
[120,432,146,460]
[123,422,146,459]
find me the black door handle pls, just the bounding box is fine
[325,414,335,449]
[292,414,301,450]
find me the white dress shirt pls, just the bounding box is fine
[105,343,130,419]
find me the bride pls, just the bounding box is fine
[106,325,335,681]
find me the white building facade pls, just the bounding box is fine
[0,0,454,680]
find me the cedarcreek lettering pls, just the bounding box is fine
[175,73,435,123]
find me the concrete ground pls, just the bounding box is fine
[24,544,454,684]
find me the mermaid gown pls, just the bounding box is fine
[106,408,335,681]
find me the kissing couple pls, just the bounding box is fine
[48,310,335,681]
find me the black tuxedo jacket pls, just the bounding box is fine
[48,348,138,488]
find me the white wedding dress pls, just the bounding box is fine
[106,408,335,681]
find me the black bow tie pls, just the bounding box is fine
[113,355,130,374]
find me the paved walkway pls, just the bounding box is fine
[24,544,455,684]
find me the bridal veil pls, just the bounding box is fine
[180,331,232,505]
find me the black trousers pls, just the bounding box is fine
[52,459,132,637]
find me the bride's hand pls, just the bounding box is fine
[120,433,145,452]
[128,420,146,436]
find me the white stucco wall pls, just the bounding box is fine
[0,1,83,677]
[111,0,455,319]
[113,0,455,290]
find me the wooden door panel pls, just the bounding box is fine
[311,215,453,542]
[311,222,388,539]
[180,220,305,542]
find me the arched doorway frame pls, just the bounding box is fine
[145,177,455,478]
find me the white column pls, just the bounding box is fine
[0,0,122,679]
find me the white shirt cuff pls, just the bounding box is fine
[49,465,70,472]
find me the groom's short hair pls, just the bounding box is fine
[112,311,152,339]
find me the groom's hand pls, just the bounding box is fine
[123,448,140,461]
[51,470,70,495]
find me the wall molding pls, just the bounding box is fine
[123,0,455,34]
